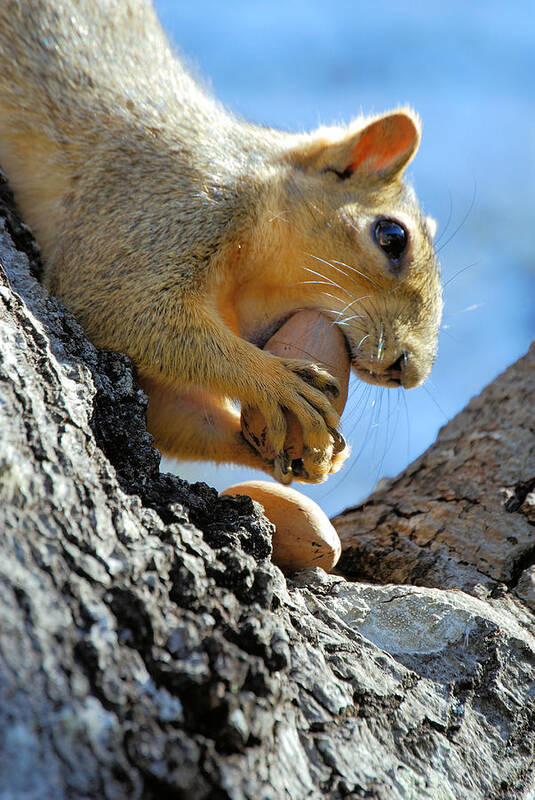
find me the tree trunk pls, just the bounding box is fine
[1,175,534,799]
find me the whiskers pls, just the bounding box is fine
[432,180,480,301]
[334,293,374,330]
[298,266,354,298]
[318,363,450,515]
[376,322,385,362]
[420,379,448,421]
[320,377,407,503]
[294,257,379,343]
[443,259,481,290]
[308,253,380,290]
[435,179,477,255]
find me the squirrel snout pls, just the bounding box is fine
[353,349,430,389]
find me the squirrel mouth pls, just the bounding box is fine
[351,356,404,388]
[251,315,404,388]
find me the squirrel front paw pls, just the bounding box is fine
[241,356,347,485]
[290,424,351,484]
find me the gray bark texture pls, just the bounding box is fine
[0,173,534,800]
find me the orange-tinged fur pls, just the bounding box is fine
[0,0,443,484]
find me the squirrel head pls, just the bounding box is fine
[276,109,442,389]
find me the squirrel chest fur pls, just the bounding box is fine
[0,0,443,484]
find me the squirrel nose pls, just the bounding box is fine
[385,350,430,389]
[383,353,405,385]
[353,348,427,389]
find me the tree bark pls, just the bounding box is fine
[1,175,534,799]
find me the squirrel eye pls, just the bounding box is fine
[373,218,408,262]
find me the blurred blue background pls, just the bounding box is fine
[155,0,535,516]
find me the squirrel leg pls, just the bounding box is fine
[141,378,274,472]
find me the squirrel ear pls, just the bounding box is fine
[295,111,421,183]
[343,112,421,180]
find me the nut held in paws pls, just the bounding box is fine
[221,480,342,573]
[241,310,350,461]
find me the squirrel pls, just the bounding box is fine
[0,0,442,485]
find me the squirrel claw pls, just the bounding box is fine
[329,427,346,455]
[274,453,292,485]
[325,378,340,399]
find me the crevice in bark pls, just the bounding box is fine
[507,544,535,590]
[504,477,535,513]
[0,168,43,279]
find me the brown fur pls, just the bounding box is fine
[0,0,443,484]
